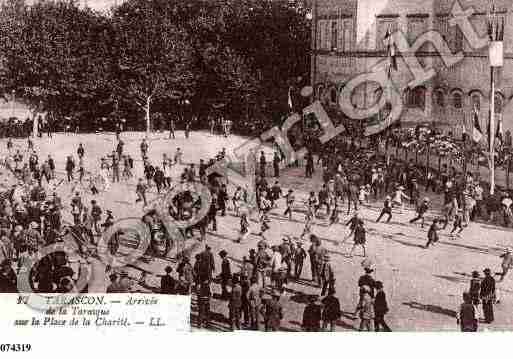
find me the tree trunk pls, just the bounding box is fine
[145,96,151,138]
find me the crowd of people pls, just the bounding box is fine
[1,125,511,332]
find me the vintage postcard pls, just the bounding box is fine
[0,0,512,355]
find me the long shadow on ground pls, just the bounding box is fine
[402,301,456,318]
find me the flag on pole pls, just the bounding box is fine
[496,114,503,145]
[384,27,397,75]
[461,113,467,138]
[472,107,483,143]
[287,86,293,111]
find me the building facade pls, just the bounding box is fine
[310,0,513,136]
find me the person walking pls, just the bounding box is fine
[374,281,391,332]
[293,242,307,279]
[247,277,261,330]
[457,292,478,332]
[259,151,266,178]
[229,275,243,330]
[320,254,335,296]
[469,270,482,319]
[302,295,322,331]
[356,285,374,331]
[349,219,367,257]
[262,291,283,332]
[65,156,75,182]
[135,178,148,206]
[321,288,341,332]
[273,152,281,178]
[480,268,496,324]
[219,250,231,300]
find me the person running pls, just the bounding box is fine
[376,195,393,223]
[409,197,430,228]
[283,189,295,221]
[495,249,513,282]
[450,209,464,237]
[392,185,409,214]
[349,219,367,257]
[425,219,440,248]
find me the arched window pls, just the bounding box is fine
[435,90,445,107]
[471,93,481,111]
[452,92,463,109]
[330,87,338,104]
[405,86,426,110]
[316,85,325,101]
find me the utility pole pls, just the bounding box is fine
[487,3,504,195]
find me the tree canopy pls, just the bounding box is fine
[0,0,311,132]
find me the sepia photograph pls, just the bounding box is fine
[1,0,513,342]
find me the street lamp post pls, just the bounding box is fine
[11,89,15,118]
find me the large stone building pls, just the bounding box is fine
[310,0,513,136]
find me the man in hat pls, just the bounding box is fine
[320,253,335,296]
[469,270,481,318]
[261,290,283,331]
[293,241,307,279]
[229,274,243,330]
[409,197,430,228]
[302,295,322,331]
[219,250,231,299]
[198,245,215,282]
[374,281,391,332]
[247,277,261,330]
[480,268,496,323]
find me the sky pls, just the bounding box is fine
[23,0,124,12]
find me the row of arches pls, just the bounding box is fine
[315,83,505,114]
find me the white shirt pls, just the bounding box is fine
[271,252,283,273]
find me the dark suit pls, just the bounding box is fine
[480,275,496,323]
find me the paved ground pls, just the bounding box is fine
[2,131,513,332]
